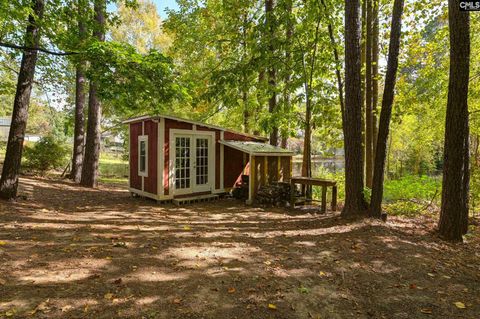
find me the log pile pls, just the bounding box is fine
[255,182,292,206]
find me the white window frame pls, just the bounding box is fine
[138,135,148,177]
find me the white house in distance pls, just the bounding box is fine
[0,117,10,141]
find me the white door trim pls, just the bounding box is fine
[169,129,216,196]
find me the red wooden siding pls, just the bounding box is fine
[144,120,158,194]
[164,119,193,195]
[129,122,142,190]
[224,131,263,142]
[223,146,246,188]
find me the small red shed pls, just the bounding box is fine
[124,114,294,204]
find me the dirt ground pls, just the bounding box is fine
[0,177,479,319]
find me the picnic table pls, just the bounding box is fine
[290,176,337,213]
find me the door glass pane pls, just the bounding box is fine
[196,138,208,185]
[175,137,191,189]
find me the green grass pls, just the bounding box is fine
[99,153,129,185]
[98,176,128,185]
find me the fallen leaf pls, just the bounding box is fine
[61,305,73,312]
[420,308,433,314]
[228,287,236,293]
[0,241,7,246]
[454,302,466,309]
[5,308,16,317]
[318,271,327,277]
[104,293,114,300]
[173,298,182,304]
[36,300,50,312]
[268,303,277,310]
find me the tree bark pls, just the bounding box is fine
[0,0,44,200]
[365,0,373,188]
[342,0,368,215]
[438,0,470,242]
[321,0,345,131]
[265,0,278,146]
[80,0,105,188]
[461,121,470,234]
[70,0,87,183]
[372,0,379,157]
[281,0,293,148]
[254,70,265,136]
[361,0,366,179]
[370,0,404,218]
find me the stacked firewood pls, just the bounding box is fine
[255,182,292,206]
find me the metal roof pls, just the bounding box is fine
[122,114,268,141]
[219,140,294,156]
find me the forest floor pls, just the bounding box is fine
[0,177,479,319]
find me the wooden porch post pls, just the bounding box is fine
[247,154,255,204]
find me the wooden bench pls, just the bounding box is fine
[290,177,337,213]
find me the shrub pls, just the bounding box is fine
[23,136,69,173]
[383,174,441,203]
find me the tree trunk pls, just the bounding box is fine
[243,90,249,133]
[254,70,265,136]
[461,120,470,234]
[0,0,44,200]
[321,0,344,131]
[361,0,366,179]
[369,0,404,218]
[281,0,293,148]
[302,99,312,180]
[241,13,249,134]
[80,0,105,188]
[365,0,373,188]
[438,0,470,242]
[302,97,312,199]
[342,0,368,215]
[372,0,379,156]
[70,0,87,183]
[265,0,278,146]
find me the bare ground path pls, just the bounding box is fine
[0,177,479,318]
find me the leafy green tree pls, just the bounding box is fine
[111,0,171,53]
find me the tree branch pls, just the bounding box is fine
[0,41,78,56]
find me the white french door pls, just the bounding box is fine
[173,134,212,195]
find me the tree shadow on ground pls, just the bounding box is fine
[0,177,478,319]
